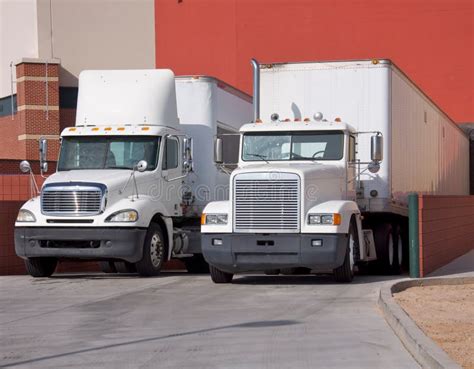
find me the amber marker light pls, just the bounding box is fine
[200,214,206,225]
[333,213,342,225]
[68,128,76,132]
[141,127,150,131]
[91,127,99,131]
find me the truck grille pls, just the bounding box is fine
[41,185,105,216]
[234,173,300,232]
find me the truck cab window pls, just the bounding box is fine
[58,136,160,171]
[349,135,356,162]
[242,131,344,161]
[163,137,179,169]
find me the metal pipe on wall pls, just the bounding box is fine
[250,58,259,122]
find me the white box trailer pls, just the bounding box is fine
[15,70,252,277]
[176,76,252,216]
[259,59,469,213]
[201,59,469,283]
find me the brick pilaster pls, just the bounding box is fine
[15,59,61,162]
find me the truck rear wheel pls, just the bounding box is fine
[115,261,136,274]
[184,254,209,274]
[99,261,117,274]
[374,223,401,275]
[25,257,57,277]
[135,223,166,277]
[333,222,356,283]
[209,265,233,283]
[390,225,403,275]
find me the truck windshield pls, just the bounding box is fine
[58,136,160,171]
[242,131,344,161]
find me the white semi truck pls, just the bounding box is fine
[15,69,252,277]
[201,59,469,283]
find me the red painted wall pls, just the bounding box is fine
[155,0,473,123]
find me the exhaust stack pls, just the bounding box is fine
[250,58,260,122]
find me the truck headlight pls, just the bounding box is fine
[105,210,138,222]
[308,213,341,225]
[16,209,36,222]
[201,213,228,225]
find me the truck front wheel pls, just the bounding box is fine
[333,221,357,283]
[209,265,233,283]
[25,257,57,277]
[135,223,166,277]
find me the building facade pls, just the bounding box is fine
[0,0,472,274]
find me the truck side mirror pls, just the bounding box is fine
[39,138,48,173]
[371,134,383,162]
[19,160,31,173]
[214,137,223,164]
[136,160,148,172]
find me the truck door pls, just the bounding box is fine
[162,136,182,216]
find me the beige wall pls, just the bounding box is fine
[0,0,39,97]
[37,0,156,87]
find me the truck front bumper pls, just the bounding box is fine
[202,233,348,273]
[15,227,147,263]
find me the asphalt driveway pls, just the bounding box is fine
[0,273,419,369]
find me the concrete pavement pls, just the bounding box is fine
[0,273,419,369]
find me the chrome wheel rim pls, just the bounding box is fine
[398,237,403,266]
[150,233,163,268]
[388,234,394,266]
[349,233,355,272]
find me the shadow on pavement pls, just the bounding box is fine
[1,319,299,368]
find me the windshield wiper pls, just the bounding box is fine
[105,166,133,170]
[246,153,269,163]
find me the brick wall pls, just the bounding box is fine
[418,195,474,276]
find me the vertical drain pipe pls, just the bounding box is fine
[10,62,14,120]
[250,58,260,122]
[45,60,49,121]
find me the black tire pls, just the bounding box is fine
[281,267,311,275]
[390,225,403,275]
[281,268,297,275]
[264,269,280,275]
[333,221,357,283]
[209,265,233,283]
[25,258,57,277]
[373,222,401,275]
[135,223,166,277]
[114,261,136,274]
[99,261,117,274]
[184,254,209,274]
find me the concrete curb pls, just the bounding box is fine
[378,277,474,369]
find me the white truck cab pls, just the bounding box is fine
[201,58,469,283]
[15,69,252,277]
[202,117,379,283]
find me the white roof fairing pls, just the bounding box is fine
[75,69,179,128]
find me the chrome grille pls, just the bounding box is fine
[41,185,105,216]
[234,173,300,232]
